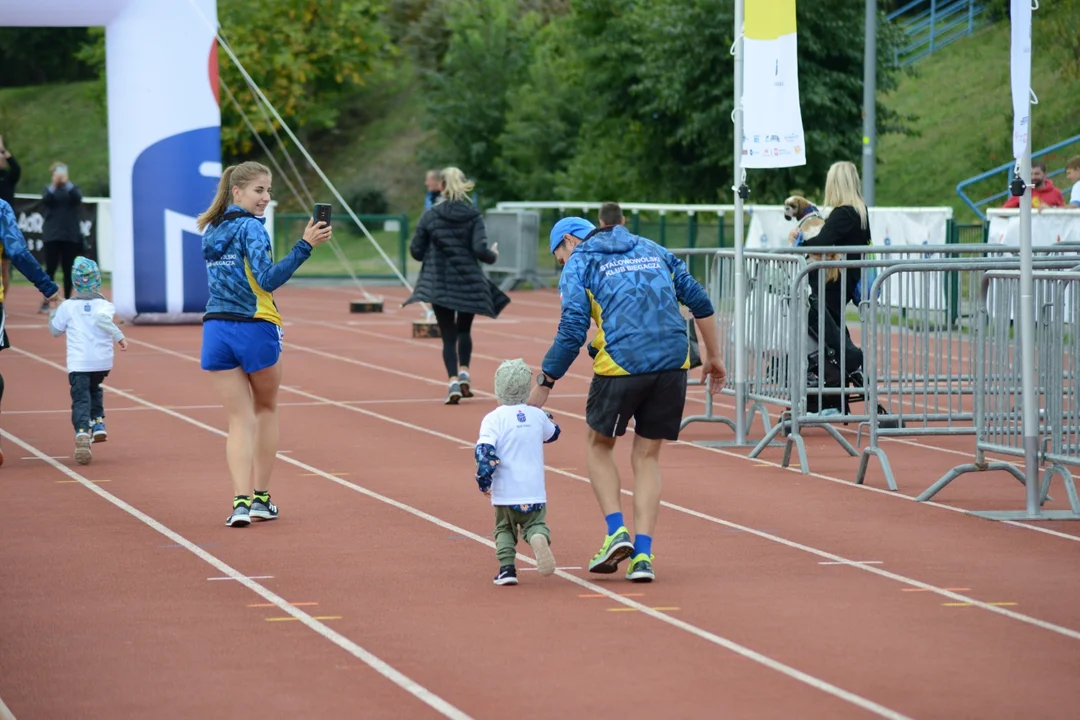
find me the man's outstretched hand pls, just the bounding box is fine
[701,356,727,394]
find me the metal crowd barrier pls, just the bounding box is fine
[673,249,806,448]
[920,270,1080,518]
[853,258,1080,490]
[743,253,1080,476]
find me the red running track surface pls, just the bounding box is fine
[2,284,1080,720]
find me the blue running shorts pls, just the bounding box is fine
[201,318,283,373]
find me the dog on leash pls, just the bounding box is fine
[784,195,840,283]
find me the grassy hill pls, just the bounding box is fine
[876,16,1080,221]
[0,81,109,197]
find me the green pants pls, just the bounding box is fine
[494,505,550,565]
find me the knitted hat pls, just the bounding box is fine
[71,256,101,293]
[494,358,533,406]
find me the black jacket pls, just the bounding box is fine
[800,205,872,317]
[0,155,20,205]
[42,181,83,244]
[402,200,510,318]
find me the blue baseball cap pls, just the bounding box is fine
[549,217,596,254]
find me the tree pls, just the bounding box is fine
[216,0,393,157]
[74,0,393,159]
[419,0,541,199]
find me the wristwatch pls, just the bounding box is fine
[536,372,554,389]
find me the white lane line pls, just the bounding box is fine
[12,347,910,719]
[0,428,474,720]
[207,575,275,581]
[0,692,17,720]
[819,561,884,566]
[105,340,1080,639]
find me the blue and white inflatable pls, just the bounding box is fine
[1,0,222,324]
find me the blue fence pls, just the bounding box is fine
[956,134,1080,221]
[888,0,986,66]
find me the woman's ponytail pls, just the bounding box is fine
[196,165,237,232]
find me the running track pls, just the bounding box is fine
[1,283,1079,720]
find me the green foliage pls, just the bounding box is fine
[418,0,542,198]
[217,0,394,157]
[0,28,98,88]
[1043,0,1080,80]
[429,0,912,204]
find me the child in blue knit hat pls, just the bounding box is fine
[48,256,127,465]
[475,358,561,585]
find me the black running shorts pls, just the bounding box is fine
[585,368,688,441]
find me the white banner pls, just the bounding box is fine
[745,205,953,250]
[987,209,1080,248]
[742,0,806,169]
[1011,0,1032,160]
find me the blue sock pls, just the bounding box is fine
[605,512,624,536]
[634,534,653,558]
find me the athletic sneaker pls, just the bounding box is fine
[588,526,634,573]
[250,492,278,521]
[529,533,556,576]
[494,565,518,586]
[445,380,463,405]
[74,431,93,465]
[459,370,473,398]
[226,503,251,528]
[626,553,656,582]
[91,418,108,443]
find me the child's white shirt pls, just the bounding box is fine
[1070,180,1080,207]
[476,404,558,506]
[49,295,124,373]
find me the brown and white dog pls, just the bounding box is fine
[784,195,840,283]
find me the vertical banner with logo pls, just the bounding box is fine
[1010,0,1032,161]
[107,0,222,323]
[741,0,806,168]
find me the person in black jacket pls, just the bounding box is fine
[797,161,871,407]
[41,161,84,309]
[403,166,509,404]
[0,135,21,298]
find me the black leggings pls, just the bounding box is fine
[432,304,474,378]
[45,242,81,299]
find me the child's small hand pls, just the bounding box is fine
[118,338,128,351]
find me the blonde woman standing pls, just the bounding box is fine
[197,161,332,527]
[404,167,509,404]
[797,160,871,405]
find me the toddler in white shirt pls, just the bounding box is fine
[475,358,561,586]
[48,256,127,465]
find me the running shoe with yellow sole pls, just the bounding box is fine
[625,553,655,582]
[588,526,634,573]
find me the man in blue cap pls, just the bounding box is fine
[528,202,726,582]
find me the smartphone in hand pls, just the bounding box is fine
[314,202,332,226]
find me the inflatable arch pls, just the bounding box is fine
[2,0,222,323]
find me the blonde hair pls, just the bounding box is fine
[196,161,271,231]
[494,358,533,405]
[824,161,868,230]
[439,166,475,203]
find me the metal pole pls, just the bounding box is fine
[732,0,747,444]
[862,0,877,205]
[1018,96,1039,517]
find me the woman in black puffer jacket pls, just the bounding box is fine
[403,167,510,404]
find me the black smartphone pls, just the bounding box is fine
[314,202,332,226]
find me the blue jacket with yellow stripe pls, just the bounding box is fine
[202,205,312,326]
[541,224,714,379]
[0,198,59,304]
